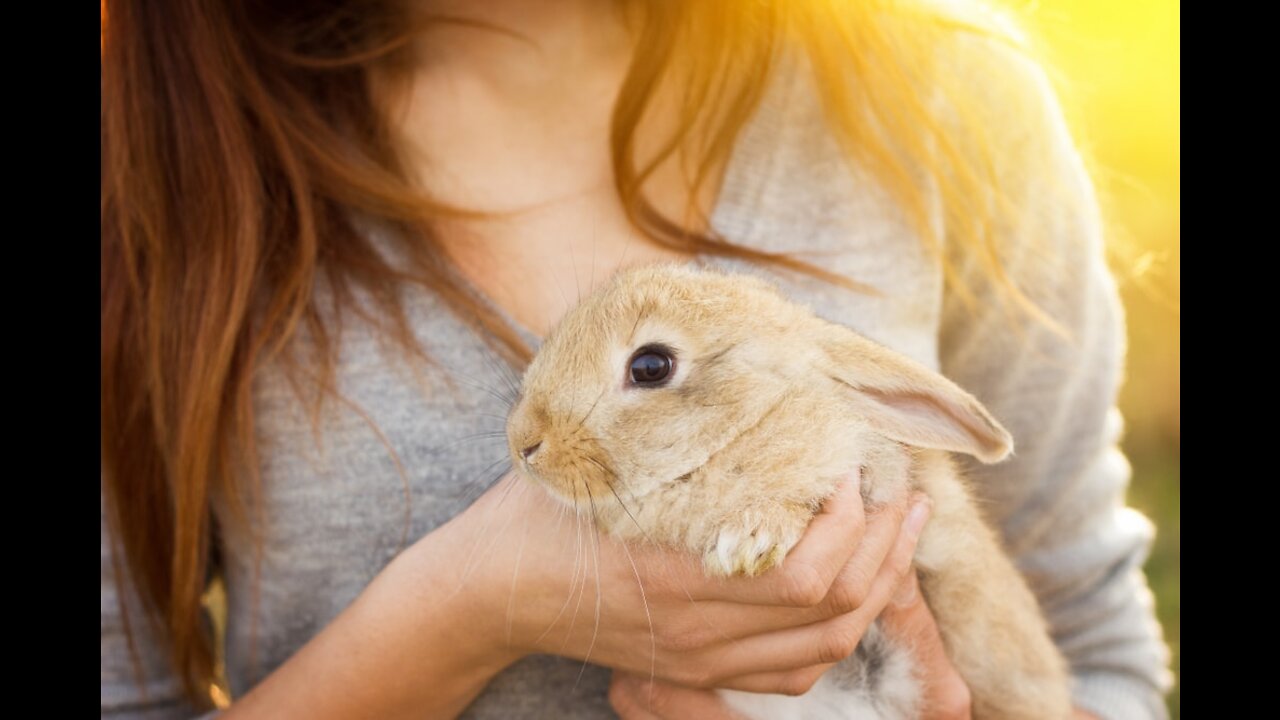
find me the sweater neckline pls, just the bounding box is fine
[464,53,801,352]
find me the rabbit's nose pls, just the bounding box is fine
[521,442,542,462]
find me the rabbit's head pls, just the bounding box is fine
[507,264,1011,511]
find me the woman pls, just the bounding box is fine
[100,0,1172,718]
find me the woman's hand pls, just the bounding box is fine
[612,571,978,720]
[877,571,973,719]
[880,580,1102,720]
[606,572,1103,720]
[471,470,932,695]
[605,570,970,720]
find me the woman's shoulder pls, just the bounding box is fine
[724,14,1071,199]
[707,37,947,366]
[709,22,1043,356]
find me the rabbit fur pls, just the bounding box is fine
[506,264,1072,719]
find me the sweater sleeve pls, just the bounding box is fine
[101,489,220,719]
[933,35,1175,720]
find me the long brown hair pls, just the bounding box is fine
[102,0,1044,703]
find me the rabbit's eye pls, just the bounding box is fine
[629,347,673,386]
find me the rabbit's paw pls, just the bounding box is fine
[703,509,808,578]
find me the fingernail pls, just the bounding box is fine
[904,496,932,539]
[891,571,920,608]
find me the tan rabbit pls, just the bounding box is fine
[506,264,1072,720]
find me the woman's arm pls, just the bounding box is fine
[105,469,931,719]
[220,502,521,720]
[934,33,1174,720]
[100,482,518,720]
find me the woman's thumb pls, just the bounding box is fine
[878,572,974,719]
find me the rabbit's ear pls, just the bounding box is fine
[815,327,1013,463]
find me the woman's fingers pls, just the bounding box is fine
[591,479,936,695]
[878,572,972,720]
[817,492,919,615]
[711,662,835,696]
[679,474,869,607]
[664,492,926,645]
[675,498,931,685]
[700,604,872,684]
[609,672,750,720]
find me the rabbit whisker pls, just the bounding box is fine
[697,344,737,367]
[448,431,510,449]
[561,490,591,653]
[446,368,519,408]
[474,482,524,581]
[602,476,650,543]
[477,344,523,402]
[573,387,608,433]
[575,458,657,695]
[589,217,598,299]
[582,456,652,544]
[574,481,604,691]
[570,232,583,305]
[545,255,573,320]
[535,480,586,646]
[453,454,511,504]
[613,523,658,697]
[489,462,520,508]
[505,508,531,646]
[624,306,650,347]
[580,463,723,654]
[450,474,520,600]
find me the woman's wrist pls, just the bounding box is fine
[396,509,529,675]
[349,507,527,715]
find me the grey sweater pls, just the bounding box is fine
[100,33,1173,720]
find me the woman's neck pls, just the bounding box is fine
[377,0,722,337]
[383,0,636,214]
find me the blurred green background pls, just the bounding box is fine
[1020,0,1179,716]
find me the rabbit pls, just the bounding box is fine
[505,263,1072,720]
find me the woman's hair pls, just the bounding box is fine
[102,0,1046,704]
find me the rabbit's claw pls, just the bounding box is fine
[703,510,807,578]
